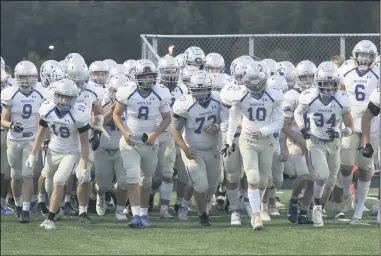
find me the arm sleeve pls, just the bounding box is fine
[39,119,49,128]
[225,101,241,146]
[77,123,91,134]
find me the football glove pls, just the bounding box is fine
[362,143,374,158]
[300,127,311,140]
[10,121,23,133]
[221,143,235,158]
[89,130,102,151]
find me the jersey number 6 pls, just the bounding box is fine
[355,84,365,101]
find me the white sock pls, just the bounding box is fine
[116,205,124,212]
[353,180,370,219]
[248,188,260,213]
[226,187,239,211]
[22,202,30,212]
[90,193,97,201]
[79,206,87,215]
[313,182,324,199]
[64,195,71,203]
[176,197,183,205]
[181,199,188,208]
[219,185,226,193]
[140,207,148,217]
[131,206,140,216]
[268,188,277,199]
[341,172,353,196]
[38,194,46,203]
[31,195,38,203]
[1,198,6,208]
[97,194,105,204]
[14,197,22,207]
[160,182,173,201]
[259,188,266,201]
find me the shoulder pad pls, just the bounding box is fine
[154,84,171,101]
[210,91,221,103]
[299,88,318,105]
[116,85,136,105]
[71,102,91,124]
[284,89,299,102]
[177,83,189,95]
[370,88,380,108]
[220,85,245,107]
[1,86,18,106]
[86,82,104,101]
[267,88,284,102]
[173,94,192,117]
[39,99,55,118]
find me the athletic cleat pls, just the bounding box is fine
[128,215,142,228]
[7,198,16,211]
[178,206,189,220]
[298,211,313,224]
[349,218,371,225]
[70,195,79,210]
[340,194,352,213]
[40,219,56,230]
[211,195,217,207]
[63,203,77,216]
[115,209,128,221]
[78,212,95,224]
[1,206,14,215]
[333,211,350,222]
[15,206,22,220]
[240,197,252,218]
[275,197,286,209]
[215,191,226,211]
[140,215,154,228]
[199,212,211,226]
[251,213,264,230]
[96,202,106,216]
[187,206,196,212]
[230,210,241,226]
[260,203,271,222]
[38,202,49,216]
[371,200,379,216]
[87,199,97,214]
[174,204,180,214]
[268,204,280,216]
[54,208,64,221]
[312,205,324,227]
[148,194,154,212]
[19,210,30,223]
[287,200,298,223]
[160,209,174,219]
[363,206,370,212]
[66,203,79,216]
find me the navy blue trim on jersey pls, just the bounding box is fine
[240,92,249,102]
[136,88,152,99]
[69,112,76,123]
[292,88,301,94]
[211,98,220,104]
[370,70,379,80]
[198,98,212,109]
[54,107,69,119]
[84,88,98,99]
[343,67,356,77]
[264,91,275,102]
[11,89,20,99]
[34,89,44,99]
[308,95,320,106]
[318,95,333,107]
[177,86,183,94]
[332,97,343,109]
[152,90,162,101]
[187,102,197,112]
[127,89,138,100]
[45,107,55,118]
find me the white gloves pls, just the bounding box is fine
[77,169,91,185]
[25,154,37,168]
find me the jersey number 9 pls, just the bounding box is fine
[22,104,32,119]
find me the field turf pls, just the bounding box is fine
[1,189,380,255]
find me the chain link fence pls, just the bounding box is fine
[141,34,380,73]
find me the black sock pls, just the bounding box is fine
[314,198,321,205]
[290,198,298,204]
[48,211,55,221]
[300,209,308,215]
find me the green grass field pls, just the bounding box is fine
[1,190,380,255]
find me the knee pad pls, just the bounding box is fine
[45,178,53,195]
[246,170,260,188]
[162,176,172,184]
[316,179,325,186]
[139,176,152,189]
[340,165,353,176]
[193,179,208,194]
[258,178,269,190]
[225,181,239,190]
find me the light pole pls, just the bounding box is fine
[49,45,55,59]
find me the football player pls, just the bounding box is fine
[113,59,171,228]
[222,62,284,230]
[337,40,379,223]
[89,61,109,88]
[276,61,296,89]
[361,87,380,223]
[40,60,60,88]
[173,71,222,226]
[282,60,317,224]
[26,79,91,229]
[149,55,188,219]
[181,65,199,87]
[1,61,45,223]
[294,62,354,227]
[122,60,136,79]
[205,53,225,74]
[183,46,206,70]
[95,75,129,220]
[261,59,277,77]
[109,64,125,80]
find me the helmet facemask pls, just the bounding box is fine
[317,79,338,97]
[354,52,375,71]
[190,86,212,103]
[54,93,76,112]
[297,75,315,91]
[160,67,180,90]
[244,75,267,98]
[206,66,222,74]
[17,74,38,94]
[90,71,109,86]
[136,73,157,91]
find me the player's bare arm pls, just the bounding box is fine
[0,105,11,128]
[113,100,134,146]
[103,102,116,125]
[79,130,89,170]
[146,110,171,146]
[172,114,196,160]
[341,111,354,137]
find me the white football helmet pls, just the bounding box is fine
[205,53,225,73]
[14,61,38,94]
[66,59,89,88]
[315,62,340,97]
[158,55,181,90]
[183,46,206,70]
[242,62,268,97]
[352,40,378,71]
[267,75,288,93]
[109,64,125,79]
[276,61,296,89]
[89,61,109,86]
[294,60,317,90]
[1,67,9,90]
[188,71,212,103]
[175,54,185,69]
[375,55,380,64]
[107,75,129,102]
[65,53,85,63]
[122,60,136,78]
[181,65,199,86]
[132,59,157,90]
[261,59,277,77]
[51,66,66,83]
[53,78,79,112]
[209,73,228,92]
[58,59,69,72]
[40,60,59,87]
[232,57,257,85]
[103,59,118,69]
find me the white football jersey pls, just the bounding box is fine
[283,88,310,133]
[220,83,243,134]
[1,84,45,140]
[173,91,221,150]
[116,84,171,145]
[224,87,284,145]
[370,87,380,110]
[298,88,352,140]
[2,78,17,89]
[340,66,379,133]
[39,100,91,153]
[157,82,188,132]
[100,96,125,150]
[76,81,104,109]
